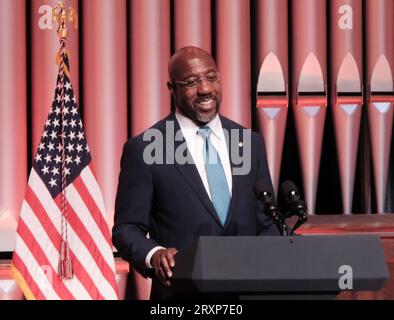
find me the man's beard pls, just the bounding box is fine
[192,96,219,125]
[194,109,217,125]
[177,96,220,126]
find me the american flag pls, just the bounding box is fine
[11,43,118,300]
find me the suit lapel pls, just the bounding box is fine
[158,113,222,226]
[221,116,243,230]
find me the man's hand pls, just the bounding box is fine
[151,247,178,287]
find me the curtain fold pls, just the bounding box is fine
[0,0,27,251]
[82,0,128,228]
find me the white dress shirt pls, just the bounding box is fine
[145,112,233,268]
[175,111,232,198]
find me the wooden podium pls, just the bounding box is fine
[296,214,394,300]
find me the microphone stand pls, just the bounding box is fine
[281,222,290,236]
[288,202,308,235]
[289,215,307,235]
[263,203,290,236]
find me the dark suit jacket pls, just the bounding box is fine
[112,113,278,300]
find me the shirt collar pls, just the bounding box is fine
[175,111,223,141]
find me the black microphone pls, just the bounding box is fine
[254,180,287,234]
[280,180,308,233]
[280,181,307,216]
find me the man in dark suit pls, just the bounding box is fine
[112,46,278,300]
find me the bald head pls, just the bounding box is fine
[168,46,217,81]
[166,46,222,125]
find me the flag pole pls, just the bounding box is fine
[52,2,77,280]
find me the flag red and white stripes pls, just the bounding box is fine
[12,40,118,300]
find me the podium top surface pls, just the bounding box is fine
[172,235,389,293]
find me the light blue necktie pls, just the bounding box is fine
[198,127,231,225]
